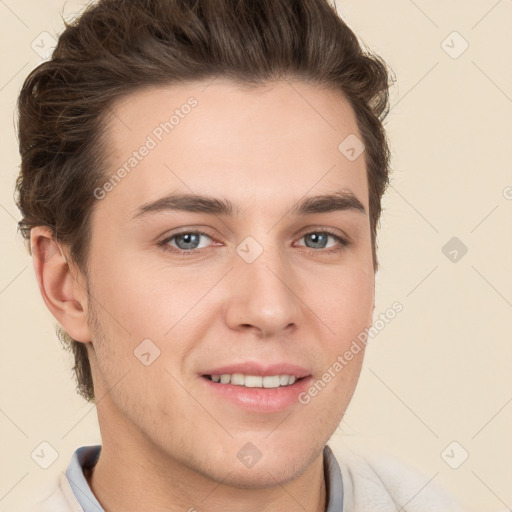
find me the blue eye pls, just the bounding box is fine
[161,231,212,252]
[299,232,346,250]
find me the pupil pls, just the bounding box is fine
[177,233,199,249]
[307,233,326,249]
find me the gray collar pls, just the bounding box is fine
[324,444,344,511]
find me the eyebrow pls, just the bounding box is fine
[131,190,366,221]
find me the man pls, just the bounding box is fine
[17,0,466,510]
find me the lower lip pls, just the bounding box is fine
[200,375,313,413]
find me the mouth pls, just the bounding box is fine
[199,364,313,413]
[202,373,307,388]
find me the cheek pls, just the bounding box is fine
[303,266,372,404]
[90,249,200,338]
[311,265,375,343]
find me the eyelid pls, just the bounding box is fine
[294,225,351,244]
[158,229,218,252]
[293,229,351,254]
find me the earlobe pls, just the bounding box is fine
[30,226,92,343]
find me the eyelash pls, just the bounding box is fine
[157,229,351,257]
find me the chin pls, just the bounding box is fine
[209,456,312,490]
[204,440,321,490]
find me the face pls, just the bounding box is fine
[84,79,375,487]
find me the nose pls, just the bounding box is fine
[224,242,303,338]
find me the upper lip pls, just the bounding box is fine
[201,362,311,379]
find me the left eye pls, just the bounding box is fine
[297,232,345,250]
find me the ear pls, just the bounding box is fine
[30,226,92,343]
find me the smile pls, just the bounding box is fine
[205,374,301,388]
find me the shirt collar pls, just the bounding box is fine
[65,444,343,511]
[65,445,103,511]
[324,444,344,511]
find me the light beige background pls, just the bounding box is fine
[1,0,511,510]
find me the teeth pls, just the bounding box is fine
[209,374,300,388]
[262,376,280,388]
[244,375,262,387]
[231,373,245,385]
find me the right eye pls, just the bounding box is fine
[159,231,215,254]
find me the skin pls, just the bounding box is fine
[31,79,375,512]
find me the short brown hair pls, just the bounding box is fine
[15,0,394,403]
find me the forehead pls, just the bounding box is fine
[99,79,368,220]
